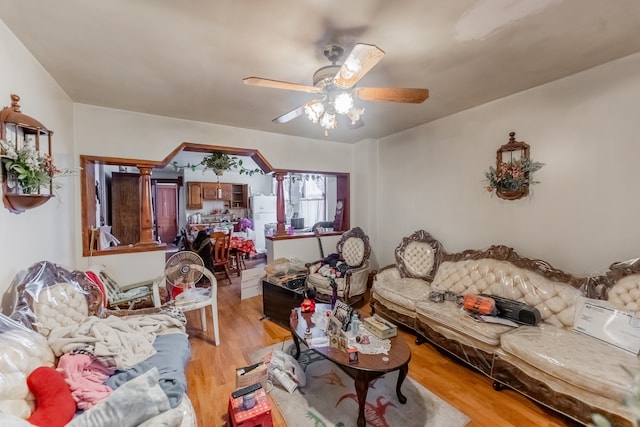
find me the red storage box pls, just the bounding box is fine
[228,388,272,427]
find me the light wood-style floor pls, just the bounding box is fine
[184,259,581,427]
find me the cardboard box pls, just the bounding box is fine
[363,314,398,339]
[241,267,265,300]
[235,362,269,390]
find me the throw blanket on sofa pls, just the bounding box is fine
[106,333,191,408]
[47,314,185,369]
[317,253,350,280]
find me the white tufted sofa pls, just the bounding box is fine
[371,230,640,427]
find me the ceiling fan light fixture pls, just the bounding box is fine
[333,92,354,115]
[245,43,428,137]
[319,111,336,131]
[304,100,324,123]
[348,106,365,125]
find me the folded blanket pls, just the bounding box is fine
[47,314,185,369]
[106,333,190,408]
[67,367,181,427]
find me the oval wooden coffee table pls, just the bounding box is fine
[290,303,412,427]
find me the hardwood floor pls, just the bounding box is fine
[183,258,581,427]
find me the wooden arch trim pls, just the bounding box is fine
[160,142,274,174]
[80,144,274,257]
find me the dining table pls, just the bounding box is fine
[229,236,257,254]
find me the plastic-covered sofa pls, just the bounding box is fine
[1,261,196,427]
[371,230,640,427]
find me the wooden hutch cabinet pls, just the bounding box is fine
[110,172,141,245]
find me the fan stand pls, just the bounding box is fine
[166,252,220,346]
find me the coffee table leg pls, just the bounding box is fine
[396,363,408,404]
[291,333,301,359]
[354,372,371,427]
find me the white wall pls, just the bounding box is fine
[0,20,77,309]
[352,139,379,269]
[376,52,640,275]
[267,234,341,265]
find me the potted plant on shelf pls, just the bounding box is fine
[1,139,80,213]
[484,157,544,200]
[1,139,54,194]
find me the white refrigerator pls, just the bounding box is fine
[251,195,277,253]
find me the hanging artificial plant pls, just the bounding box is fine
[172,152,263,177]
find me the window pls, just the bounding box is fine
[276,173,334,230]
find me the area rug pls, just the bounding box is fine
[249,341,471,427]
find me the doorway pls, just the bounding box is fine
[154,183,178,244]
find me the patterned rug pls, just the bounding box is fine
[249,341,471,427]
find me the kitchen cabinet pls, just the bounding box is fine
[189,181,246,208]
[187,181,203,209]
[231,183,248,208]
[202,182,232,202]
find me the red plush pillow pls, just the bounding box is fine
[27,366,76,427]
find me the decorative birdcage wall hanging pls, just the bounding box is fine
[484,132,544,201]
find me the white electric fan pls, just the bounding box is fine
[164,251,220,345]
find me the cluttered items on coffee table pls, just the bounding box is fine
[363,314,398,339]
[331,300,353,331]
[264,257,307,289]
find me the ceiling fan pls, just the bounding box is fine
[243,43,429,136]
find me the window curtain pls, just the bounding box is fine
[299,177,325,227]
[275,175,327,228]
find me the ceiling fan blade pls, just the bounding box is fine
[272,105,305,123]
[354,87,429,104]
[243,77,323,94]
[333,44,385,89]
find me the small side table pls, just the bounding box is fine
[261,278,307,328]
[228,388,272,427]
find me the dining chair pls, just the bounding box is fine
[210,231,232,283]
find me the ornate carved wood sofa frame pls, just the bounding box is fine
[371,230,640,427]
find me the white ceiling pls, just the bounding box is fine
[2,0,640,144]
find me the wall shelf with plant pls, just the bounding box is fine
[0,95,54,213]
[1,94,76,214]
[484,132,544,201]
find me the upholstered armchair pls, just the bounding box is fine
[370,229,444,329]
[305,227,371,305]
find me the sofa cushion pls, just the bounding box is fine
[401,241,436,278]
[31,282,89,337]
[372,277,431,314]
[499,324,640,401]
[415,301,514,346]
[607,274,640,313]
[341,237,366,267]
[26,366,76,427]
[430,259,580,328]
